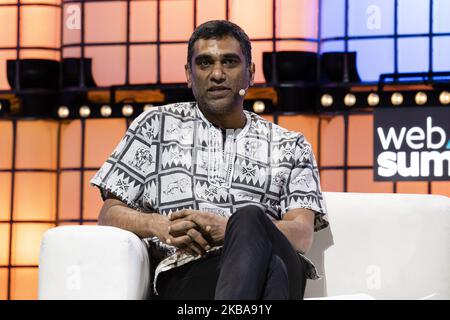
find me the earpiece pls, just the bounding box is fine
[239,86,249,97]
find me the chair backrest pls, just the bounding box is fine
[305,192,450,300]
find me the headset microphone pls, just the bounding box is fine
[239,86,249,97]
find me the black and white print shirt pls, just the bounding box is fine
[90,102,329,293]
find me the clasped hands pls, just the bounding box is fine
[165,209,228,257]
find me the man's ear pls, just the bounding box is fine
[249,62,256,86]
[185,64,192,88]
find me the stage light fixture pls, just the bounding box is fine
[62,58,97,88]
[100,105,112,117]
[252,100,266,114]
[415,91,427,105]
[0,99,11,116]
[321,94,333,107]
[439,91,450,105]
[367,93,380,106]
[57,106,70,119]
[7,59,59,90]
[122,104,134,117]
[79,105,91,118]
[391,92,404,106]
[263,51,318,83]
[344,93,356,107]
[320,52,361,83]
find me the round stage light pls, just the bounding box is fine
[391,92,403,106]
[79,105,91,118]
[439,91,450,105]
[100,105,112,117]
[367,93,380,106]
[252,100,265,113]
[57,106,70,119]
[321,94,333,107]
[122,104,134,117]
[143,104,155,112]
[344,93,356,107]
[415,91,427,105]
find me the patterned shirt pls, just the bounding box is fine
[90,102,329,294]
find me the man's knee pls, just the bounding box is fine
[225,205,270,236]
[229,205,266,224]
[270,255,288,279]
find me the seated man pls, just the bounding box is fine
[90,20,328,300]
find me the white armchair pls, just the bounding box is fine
[38,225,151,299]
[38,192,450,300]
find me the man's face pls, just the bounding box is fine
[185,36,255,115]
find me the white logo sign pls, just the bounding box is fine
[366,5,382,30]
[377,117,450,178]
[66,5,81,30]
[374,108,450,181]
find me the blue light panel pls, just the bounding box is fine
[320,0,448,82]
[348,0,394,36]
[349,39,394,81]
[433,0,450,33]
[398,0,430,35]
[320,40,345,53]
[320,0,345,39]
[433,36,450,71]
[398,37,429,72]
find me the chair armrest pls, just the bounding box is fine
[305,192,450,300]
[38,225,150,300]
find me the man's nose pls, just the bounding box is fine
[210,63,226,82]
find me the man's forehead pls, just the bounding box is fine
[192,36,244,58]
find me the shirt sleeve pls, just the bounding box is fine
[90,109,159,210]
[280,135,329,232]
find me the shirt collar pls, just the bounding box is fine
[195,103,251,141]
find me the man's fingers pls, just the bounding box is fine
[187,228,211,251]
[167,235,205,256]
[166,234,191,248]
[187,242,206,256]
[166,232,208,255]
[168,220,197,237]
[169,209,190,221]
[169,210,217,237]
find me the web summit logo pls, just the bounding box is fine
[374,108,450,181]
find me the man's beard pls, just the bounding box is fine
[201,100,235,115]
[196,92,240,116]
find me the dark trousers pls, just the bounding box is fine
[155,205,307,300]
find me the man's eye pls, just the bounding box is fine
[200,60,211,67]
[223,59,237,66]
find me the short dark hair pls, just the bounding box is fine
[187,20,252,67]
